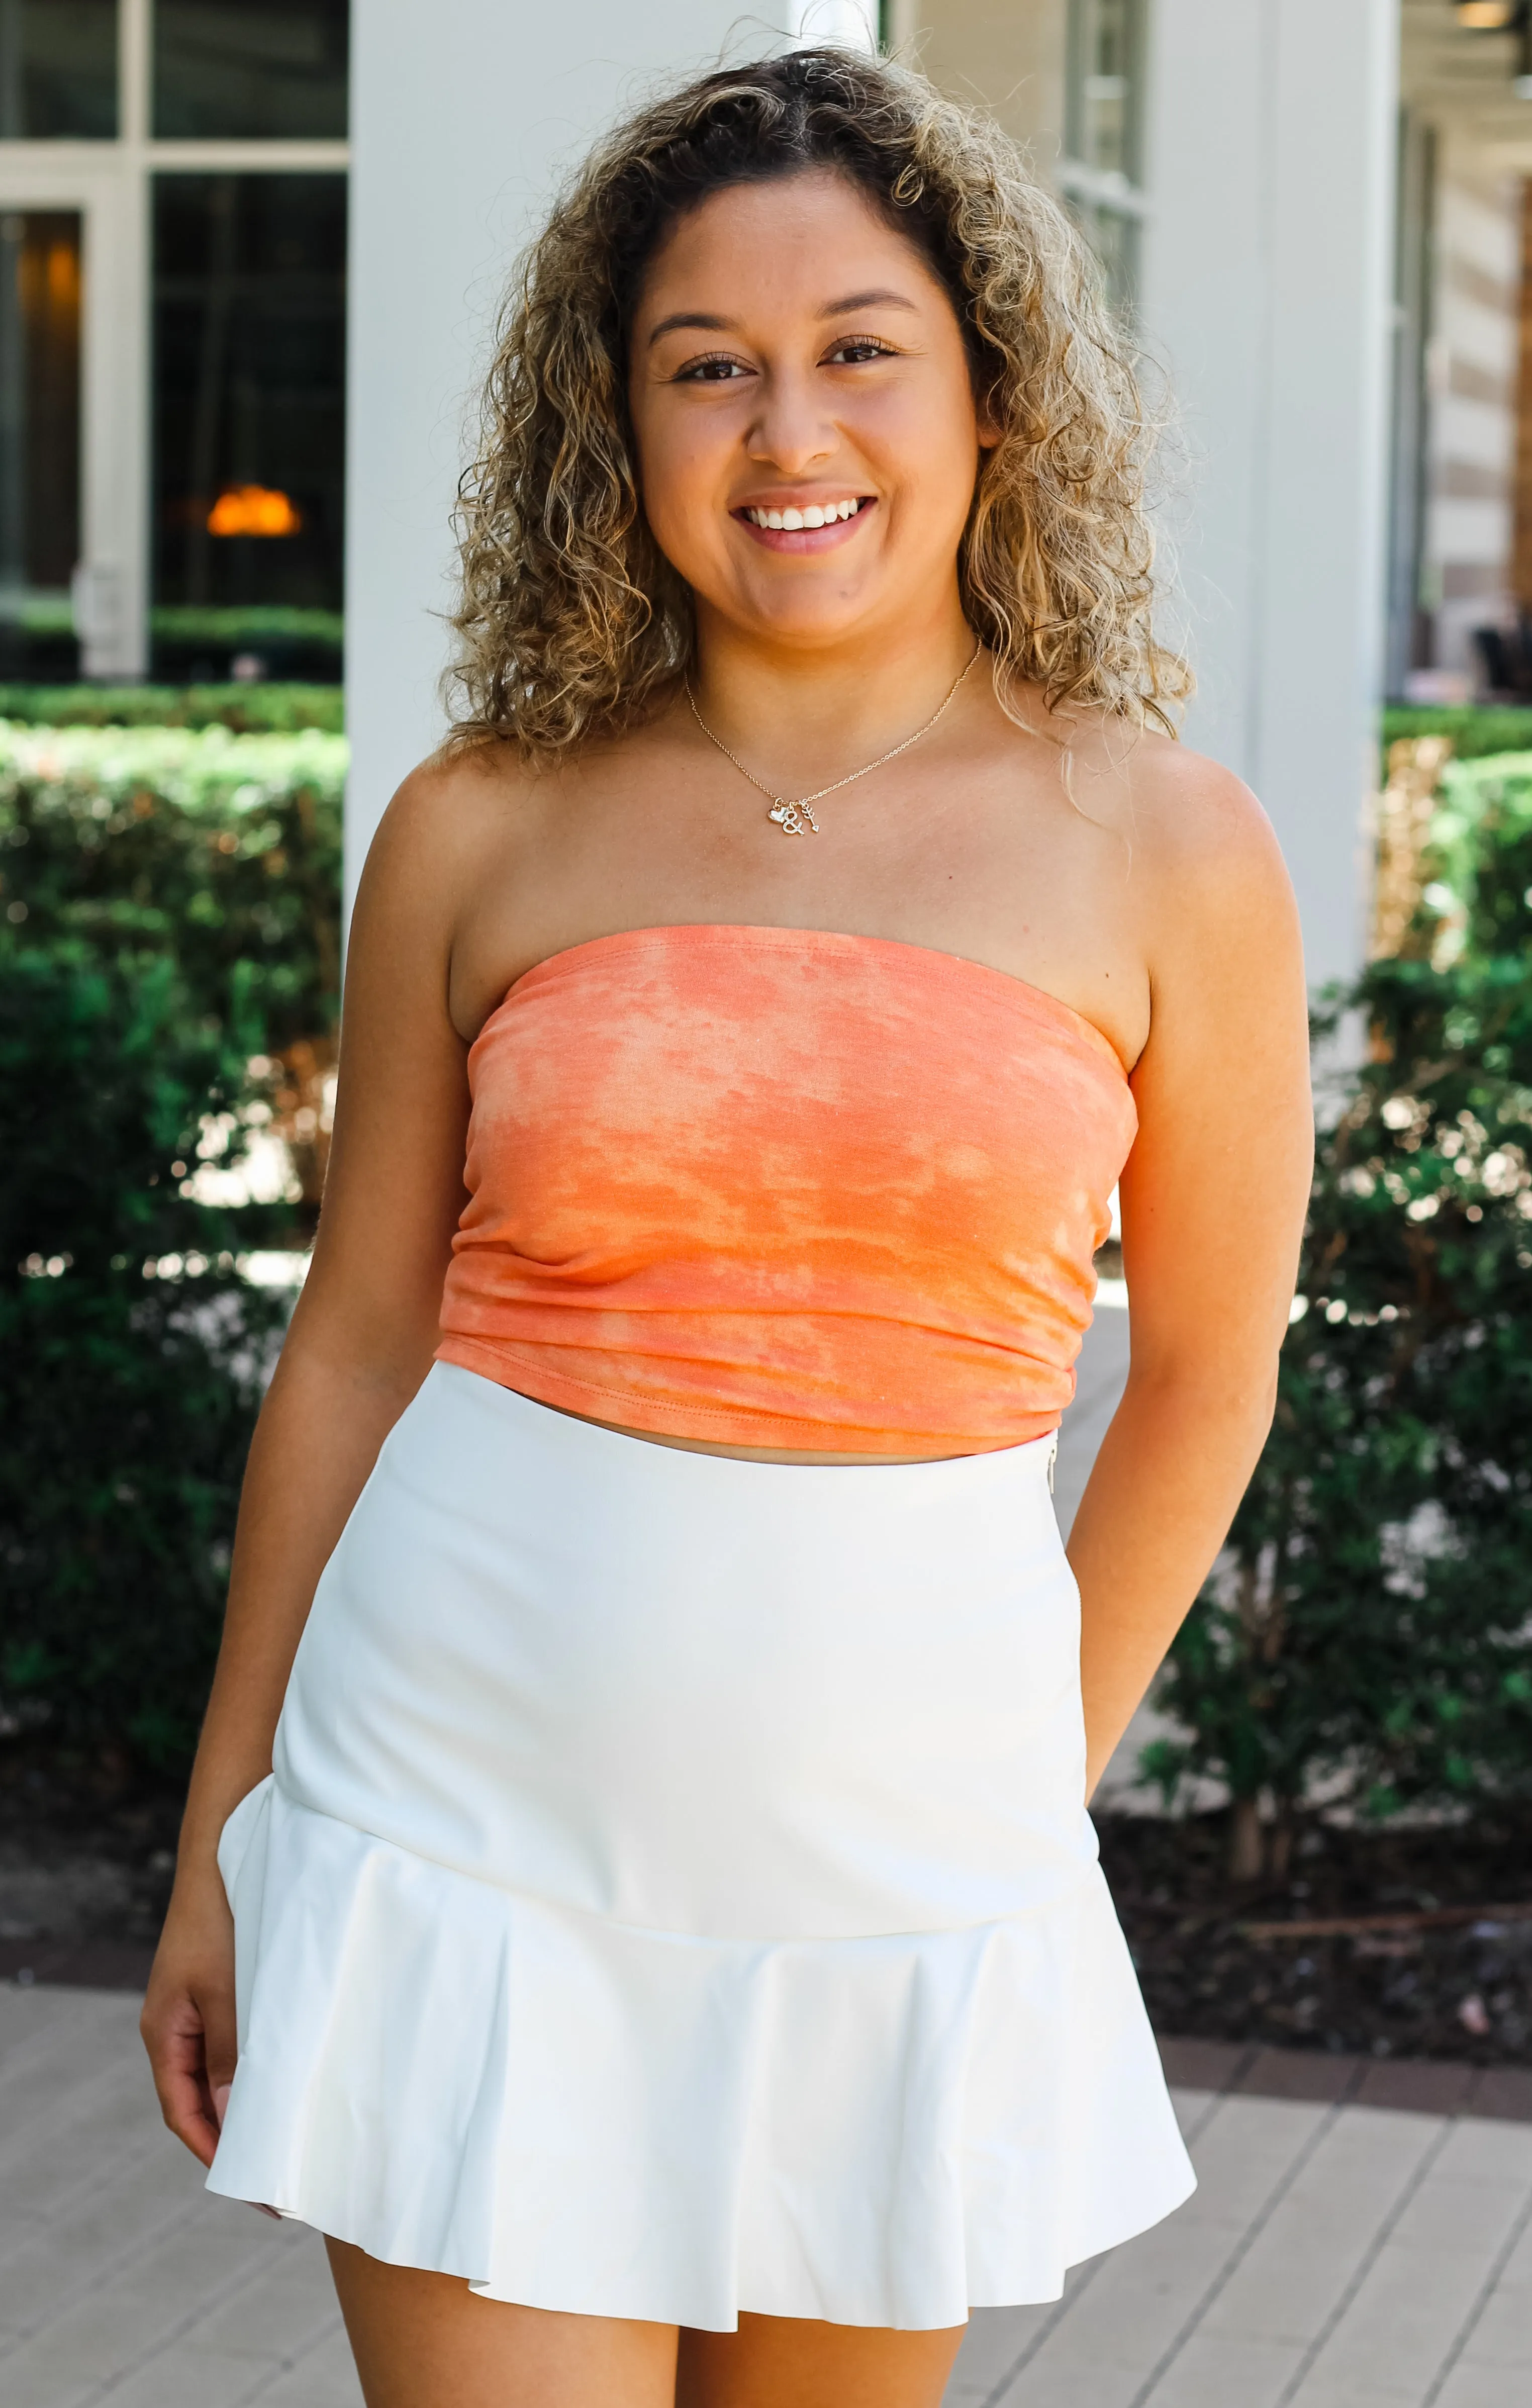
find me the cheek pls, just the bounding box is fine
[633,412,733,559]
[864,390,980,520]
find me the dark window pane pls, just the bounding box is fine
[1064,0,1145,309]
[0,211,81,677]
[1066,0,1145,187]
[152,174,345,680]
[154,0,347,139]
[0,0,118,138]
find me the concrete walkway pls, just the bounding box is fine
[4,1983,1529,2408]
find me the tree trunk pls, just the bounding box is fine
[1228,1795,1266,1883]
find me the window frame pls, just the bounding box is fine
[1058,0,1152,308]
[0,0,348,675]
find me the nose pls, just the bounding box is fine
[744,365,836,477]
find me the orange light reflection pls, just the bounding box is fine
[207,485,303,537]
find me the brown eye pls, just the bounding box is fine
[677,356,749,383]
[826,339,893,365]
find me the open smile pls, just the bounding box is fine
[732,496,876,552]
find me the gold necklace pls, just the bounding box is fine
[685,642,983,836]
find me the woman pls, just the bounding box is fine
[142,48,1312,2408]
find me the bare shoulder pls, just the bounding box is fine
[1071,719,1297,949]
[1069,719,1280,877]
[364,738,537,887]
[349,738,545,953]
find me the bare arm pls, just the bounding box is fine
[141,770,481,2164]
[1070,759,1313,1798]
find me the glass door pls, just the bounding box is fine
[0,205,82,676]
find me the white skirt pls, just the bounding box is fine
[207,1361,1193,2330]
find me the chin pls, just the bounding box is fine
[730,593,882,649]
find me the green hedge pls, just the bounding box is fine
[0,722,344,1770]
[1380,704,1532,766]
[0,721,344,1053]
[0,684,344,734]
[1148,751,1532,1870]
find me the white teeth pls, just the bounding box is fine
[746,499,864,529]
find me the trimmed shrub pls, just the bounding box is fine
[0,947,288,1767]
[0,720,344,1056]
[0,684,344,734]
[1146,754,1532,1874]
[1381,705,1532,768]
[0,722,344,1771]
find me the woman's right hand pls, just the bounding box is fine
[141,1868,238,2170]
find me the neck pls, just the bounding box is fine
[688,592,979,788]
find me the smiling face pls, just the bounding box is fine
[628,169,989,659]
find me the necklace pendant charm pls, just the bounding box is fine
[768,799,819,837]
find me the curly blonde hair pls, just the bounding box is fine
[445,46,1189,756]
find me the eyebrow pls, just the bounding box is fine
[645,289,920,346]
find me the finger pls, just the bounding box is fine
[201,1982,239,2099]
[142,1988,233,2169]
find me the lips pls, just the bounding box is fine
[733,496,876,551]
[741,497,865,530]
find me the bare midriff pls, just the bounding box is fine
[435,923,1137,1458]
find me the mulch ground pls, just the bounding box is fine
[1099,1806,1532,2066]
[4,1748,1530,2077]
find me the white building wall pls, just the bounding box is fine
[1423,152,1520,676]
[1137,0,1399,997]
[344,1,874,918]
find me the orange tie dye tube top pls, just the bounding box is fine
[434,924,1137,1456]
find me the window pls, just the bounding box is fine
[1061,0,1148,306]
[153,0,348,140]
[0,4,349,678]
[0,0,118,138]
[152,173,346,679]
[0,210,81,676]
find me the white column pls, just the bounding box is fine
[1139,0,1399,994]
[345,0,875,919]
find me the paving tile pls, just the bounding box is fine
[249,2320,368,2407]
[187,2231,340,2358]
[0,2147,201,2338]
[1286,2139,1532,2405]
[1156,2039,1250,2094]
[1429,2370,1519,2408]
[0,1991,137,2122]
[949,2301,1058,2397]
[0,2054,169,2219]
[1162,2094,1333,2229]
[1434,2111,1532,2182]
[0,1983,101,2057]
[1195,2105,1447,2350]
[949,2277,1107,2404]
[0,2204,285,2398]
[1448,2207,1532,2372]
[1284,2385,1427,2408]
[94,2347,273,2408]
[1233,2048,1364,2104]
[1143,2329,1303,2407]
[1354,2059,1479,2117]
[997,2100,1330,2402]
[1465,2066,1532,2123]
[981,2365,1141,2408]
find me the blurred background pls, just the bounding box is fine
[2,1,1531,2083]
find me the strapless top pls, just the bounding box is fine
[434,924,1136,1454]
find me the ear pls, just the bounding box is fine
[973,379,1003,451]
